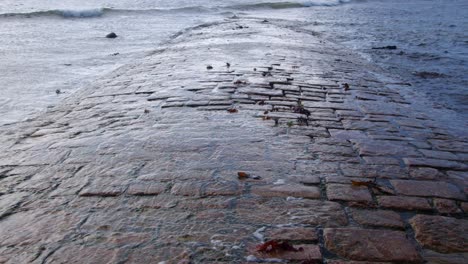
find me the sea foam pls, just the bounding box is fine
[0,8,105,18]
[56,8,105,18]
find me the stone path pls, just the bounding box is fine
[0,18,467,263]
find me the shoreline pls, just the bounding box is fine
[2,16,466,138]
[0,18,467,263]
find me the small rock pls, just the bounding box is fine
[55,89,61,94]
[343,83,350,91]
[372,45,397,50]
[413,71,447,79]
[106,32,117,39]
[206,65,213,70]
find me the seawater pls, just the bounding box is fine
[0,0,466,128]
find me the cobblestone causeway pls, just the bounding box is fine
[0,19,467,263]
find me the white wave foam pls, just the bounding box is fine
[56,8,105,18]
[0,8,106,18]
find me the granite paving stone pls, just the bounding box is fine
[391,180,465,200]
[324,228,421,262]
[351,209,405,228]
[327,183,373,204]
[264,227,318,242]
[251,183,321,198]
[377,196,433,211]
[410,215,468,253]
[433,198,462,214]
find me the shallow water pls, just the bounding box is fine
[248,0,468,114]
[0,0,466,127]
[311,0,468,115]
[0,8,215,125]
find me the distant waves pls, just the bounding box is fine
[0,8,106,19]
[0,1,354,19]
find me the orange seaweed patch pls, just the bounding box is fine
[237,171,249,179]
[256,240,303,253]
[351,180,394,194]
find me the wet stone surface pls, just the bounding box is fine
[0,19,467,263]
[350,209,405,229]
[324,228,421,262]
[410,215,468,253]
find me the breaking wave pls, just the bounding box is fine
[0,7,211,18]
[0,8,107,18]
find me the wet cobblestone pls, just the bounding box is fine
[0,19,466,263]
